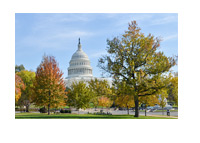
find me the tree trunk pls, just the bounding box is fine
[25,105,29,112]
[48,90,50,115]
[134,97,139,117]
[127,106,129,115]
[162,107,164,115]
[145,105,147,116]
[48,104,50,115]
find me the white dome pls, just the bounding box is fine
[71,49,89,60]
[67,39,93,78]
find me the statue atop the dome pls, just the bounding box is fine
[78,38,81,50]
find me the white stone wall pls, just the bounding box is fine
[64,77,112,88]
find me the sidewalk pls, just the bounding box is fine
[146,114,178,119]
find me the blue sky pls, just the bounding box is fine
[15,13,178,78]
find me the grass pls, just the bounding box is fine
[15,113,176,119]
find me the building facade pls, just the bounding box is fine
[64,38,111,87]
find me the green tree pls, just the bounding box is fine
[33,55,66,115]
[16,70,35,112]
[15,64,25,73]
[88,78,112,110]
[67,81,92,112]
[98,21,177,117]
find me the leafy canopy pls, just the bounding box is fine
[98,20,177,117]
[67,81,92,110]
[16,70,35,109]
[33,55,66,108]
[88,78,112,107]
[167,74,178,105]
[15,74,25,102]
[15,64,25,73]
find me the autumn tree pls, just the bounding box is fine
[16,70,35,112]
[15,74,25,102]
[114,81,135,115]
[168,74,178,106]
[139,95,159,116]
[67,81,92,112]
[115,95,135,115]
[88,78,112,110]
[98,96,113,111]
[98,20,177,117]
[33,55,66,115]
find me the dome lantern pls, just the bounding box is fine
[78,38,82,51]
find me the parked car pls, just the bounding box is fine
[147,106,154,110]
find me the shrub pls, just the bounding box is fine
[60,109,64,113]
[93,111,112,115]
[60,109,71,113]
[39,107,47,113]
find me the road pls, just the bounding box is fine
[72,109,178,117]
[16,109,178,117]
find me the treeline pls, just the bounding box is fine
[15,57,177,116]
[15,20,178,117]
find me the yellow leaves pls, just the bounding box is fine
[115,95,135,108]
[98,96,112,108]
[139,95,159,107]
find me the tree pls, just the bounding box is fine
[114,81,135,115]
[115,95,135,115]
[67,81,92,112]
[33,55,66,115]
[168,75,178,106]
[88,78,112,110]
[16,70,35,112]
[139,95,159,116]
[98,96,113,111]
[98,21,177,117]
[15,74,25,102]
[15,64,25,73]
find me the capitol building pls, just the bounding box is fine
[64,38,112,88]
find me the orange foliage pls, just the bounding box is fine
[15,74,25,102]
[33,55,67,108]
[98,96,112,108]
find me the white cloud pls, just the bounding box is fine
[52,31,94,39]
[151,15,177,25]
[59,15,90,22]
[17,30,94,50]
[114,14,153,27]
[90,51,107,58]
[163,34,178,41]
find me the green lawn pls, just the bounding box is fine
[15,113,176,119]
